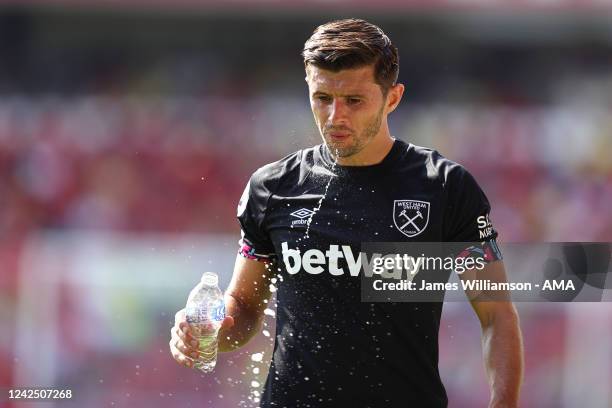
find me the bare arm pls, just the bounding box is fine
[218,255,273,352]
[464,260,524,408]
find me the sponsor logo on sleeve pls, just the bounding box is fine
[477,214,494,239]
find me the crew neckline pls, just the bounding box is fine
[318,138,406,172]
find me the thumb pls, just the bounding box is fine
[221,315,234,330]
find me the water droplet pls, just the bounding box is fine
[303,154,338,238]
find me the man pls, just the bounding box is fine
[170,18,523,407]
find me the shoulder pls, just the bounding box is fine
[401,142,467,188]
[249,146,318,193]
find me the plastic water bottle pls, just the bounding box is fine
[185,272,225,373]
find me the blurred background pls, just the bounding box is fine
[1,1,611,407]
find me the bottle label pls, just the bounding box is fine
[186,301,225,323]
[209,301,225,322]
[185,305,207,324]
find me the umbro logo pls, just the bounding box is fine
[291,208,315,219]
[290,208,314,227]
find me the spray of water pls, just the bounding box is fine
[300,149,339,241]
[244,149,339,407]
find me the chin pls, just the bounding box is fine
[325,141,348,154]
[328,145,360,158]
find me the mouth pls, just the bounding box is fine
[328,132,351,141]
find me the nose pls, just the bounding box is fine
[328,99,349,125]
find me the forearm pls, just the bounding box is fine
[481,305,524,408]
[218,293,265,352]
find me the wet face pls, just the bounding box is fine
[306,64,387,158]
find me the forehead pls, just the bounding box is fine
[306,65,380,95]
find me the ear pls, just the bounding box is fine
[385,83,405,114]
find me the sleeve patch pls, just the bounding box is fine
[238,238,276,263]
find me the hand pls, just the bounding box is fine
[169,308,235,368]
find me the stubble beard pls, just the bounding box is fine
[323,106,384,158]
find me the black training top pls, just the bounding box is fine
[237,139,497,408]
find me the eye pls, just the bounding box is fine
[347,97,362,105]
[315,94,332,103]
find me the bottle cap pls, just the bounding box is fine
[201,272,218,286]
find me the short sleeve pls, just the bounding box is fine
[443,165,498,243]
[237,174,276,262]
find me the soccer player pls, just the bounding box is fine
[170,18,523,407]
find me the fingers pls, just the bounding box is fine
[175,309,199,349]
[170,328,200,367]
[170,308,232,370]
[182,321,199,347]
[170,309,200,369]
[175,308,186,325]
[169,340,194,368]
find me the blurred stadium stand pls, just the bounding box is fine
[0,4,611,408]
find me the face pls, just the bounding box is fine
[306,64,390,159]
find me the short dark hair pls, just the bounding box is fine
[302,18,399,95]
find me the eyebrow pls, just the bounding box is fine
[312,91,366,98]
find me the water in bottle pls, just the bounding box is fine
[185,272,225,373]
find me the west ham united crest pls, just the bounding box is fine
[393,200,430,238]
